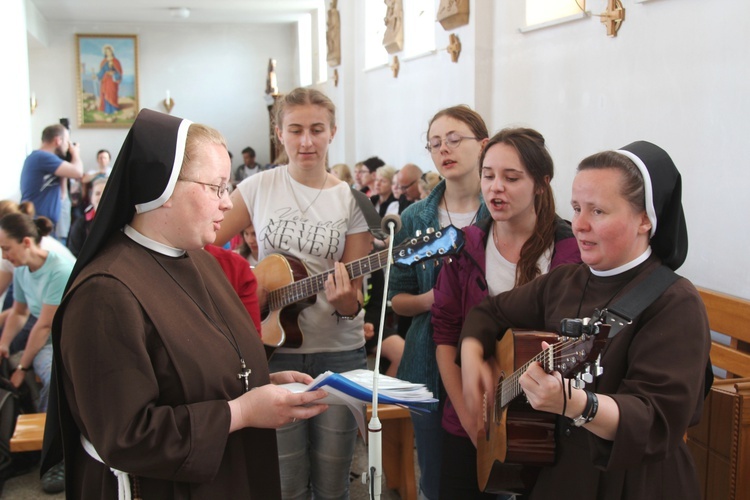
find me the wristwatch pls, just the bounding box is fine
[15,365,29,372]
[571,390,599,427]
[333,301,363,321]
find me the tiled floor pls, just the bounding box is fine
[3,438,413,499]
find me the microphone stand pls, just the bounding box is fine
[365,219,399,500]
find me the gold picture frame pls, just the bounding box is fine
[76,34,139,128]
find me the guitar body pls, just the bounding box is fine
[477,330,559,494]
[251,225,466,350]
[253,254,314,349]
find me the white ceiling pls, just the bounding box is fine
[28,0,323,25]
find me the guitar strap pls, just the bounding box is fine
[349,187,388,240]
[603,265,679,338]
[602,264,714,396]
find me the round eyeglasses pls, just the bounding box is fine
[179,178,231,199]
[425,132,479,153]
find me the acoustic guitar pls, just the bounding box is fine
[476,324,609,494]
[253,225,464,349]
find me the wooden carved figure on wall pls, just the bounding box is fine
[383,0,404,54]
[326,0,341,67]
[437,0,470,30]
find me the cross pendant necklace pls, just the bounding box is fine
[149,252,252,394]
[237,359,252,393]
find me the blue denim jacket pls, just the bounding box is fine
[387,180,489,407]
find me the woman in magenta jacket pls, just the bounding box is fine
[431,128,581,499]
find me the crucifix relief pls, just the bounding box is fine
[383,0,404,54]
[601,0,625,37]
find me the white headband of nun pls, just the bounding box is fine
[615,148,657,238]
[135,117,193,214]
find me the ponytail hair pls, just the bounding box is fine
[0,213,53,244]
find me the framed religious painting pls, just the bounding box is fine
[76,34,139,128]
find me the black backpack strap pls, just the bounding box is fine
[350,187,386,239]
[603,265,680,338]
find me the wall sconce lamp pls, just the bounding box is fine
[600,0,625,37]
[163,90,175,114]
[30,92,38,114]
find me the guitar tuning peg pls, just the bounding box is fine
[572,373,585,390]
[426,227,435,235]
[582,365,594,384]
[414,230,422,237]
[594,354,604,376]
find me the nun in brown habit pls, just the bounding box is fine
[459,141,711,499]
[41,109,328,499]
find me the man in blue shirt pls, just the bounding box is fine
[20,124,84,233]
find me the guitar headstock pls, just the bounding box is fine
[392,225,465,267]
[543,323,610,380]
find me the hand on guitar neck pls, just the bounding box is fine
[253,225,466,350]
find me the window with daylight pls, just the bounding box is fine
[524,0,587,31]
[403,0,436,59]
[365,0,436,70]
[364,1,388,69]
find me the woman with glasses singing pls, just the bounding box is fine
[388,105,490,500]
[216,87,372,499]
[431,128,582,498]
[43,109,329,499]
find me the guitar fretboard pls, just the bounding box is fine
[496,346,554,411]
[495,337,589,415]
[266,250,391,311]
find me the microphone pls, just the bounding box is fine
[380,213,401,234]
[364,213,402,499]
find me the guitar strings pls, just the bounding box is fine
[496,338,583,408]
[266,243,406,310]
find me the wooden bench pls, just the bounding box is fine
[687,287,750,500]
[10,412,46,452]
[366,403,416,500]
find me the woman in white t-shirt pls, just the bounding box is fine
[216,87,371,499]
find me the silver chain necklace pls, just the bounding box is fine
[288,167,327,215]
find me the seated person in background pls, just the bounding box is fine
[431,128,581,498]
[418,171,442,200]
[331,163,354,187]
[236,223,259,267]
[81,149,112,184]
[459,141,710,500]
[356,156,384,196]
[67,175,107,257]
[0,200,74,342]
[394,163,423,213]
[0,213,75,412]
[233,146,263,185]
[370,165,399,217]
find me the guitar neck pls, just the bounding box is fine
[267,249,391,310]
[496,348,550,409]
